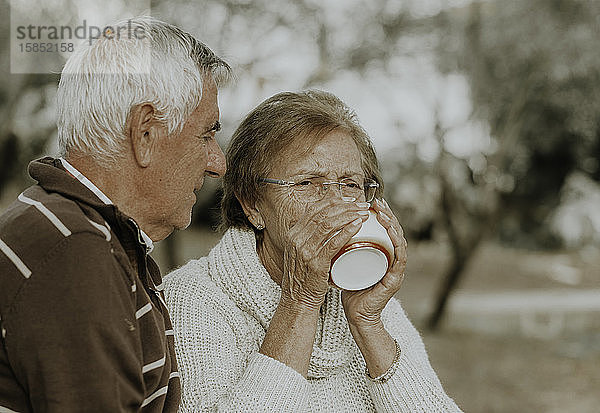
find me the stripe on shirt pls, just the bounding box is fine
[17,193,71,237]
[59,158,112,205]
[154,291,168,310]
[86,218,111,241]
[165,329,174,336]
[135,302,152,319]
[142,355,166,374]
[0,238,32,279]
[0,405,22,413]
[141,385,168,408]
[60,157,154,253]
[169,371,180,380]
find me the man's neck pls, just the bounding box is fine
[64,154,118,202]
[64,153,165,242]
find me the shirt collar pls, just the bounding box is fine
[59,157,154,253]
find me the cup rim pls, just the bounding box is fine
[331,241,392,265]
[329,244,391,290]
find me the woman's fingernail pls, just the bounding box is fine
[357,210,370,216]
[379,211,392,221]
[356,202,370,208]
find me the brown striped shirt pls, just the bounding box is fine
[0,157,180,412]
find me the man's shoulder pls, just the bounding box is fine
[0,184,108,240]
[0,185,116,306]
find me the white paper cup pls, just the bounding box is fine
[330,209,394,290]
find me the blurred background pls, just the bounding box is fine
[1,0,599,411]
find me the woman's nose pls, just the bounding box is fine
[320,182,344,199]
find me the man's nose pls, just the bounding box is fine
[205,138,226,177]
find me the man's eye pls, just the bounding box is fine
[297,180,313,186]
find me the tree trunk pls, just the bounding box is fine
[426,170,486,330]
[427,251,468,330]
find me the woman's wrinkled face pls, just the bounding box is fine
[256,129,366,259]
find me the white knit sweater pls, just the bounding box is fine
[164,228,461,412]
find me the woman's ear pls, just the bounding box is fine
[128,103,162,167]
[237,195,265,230]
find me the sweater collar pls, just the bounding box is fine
[208,227,356,378]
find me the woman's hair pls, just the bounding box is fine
[221,90,383,232]
[56,16,231,164]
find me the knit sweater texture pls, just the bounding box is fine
[164,227,462,412]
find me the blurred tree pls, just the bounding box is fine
[0,0,65,201]
[426,0,600,328]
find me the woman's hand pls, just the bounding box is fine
[279,198,369,311]
[341,198,408,330]
[340,198,407,378]
[260,198,368,377]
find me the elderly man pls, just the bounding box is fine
[0,17,230,412]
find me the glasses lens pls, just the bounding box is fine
[292,179,321,201]
[340,180,363,200]
[290,178,378,203]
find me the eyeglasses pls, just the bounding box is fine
[259,176,379,203]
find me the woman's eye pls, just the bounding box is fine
[297,180,313,186]
[344,181,360,189]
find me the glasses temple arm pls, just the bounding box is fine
[259,178,294,186]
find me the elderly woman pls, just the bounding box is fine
[164,91,461,412]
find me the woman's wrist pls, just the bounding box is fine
[260,297,321,377]
[279,293,324,314]
[347,312,385,333]
[366,339,401,383]
[349,322,397,379]
[348,319,387,346]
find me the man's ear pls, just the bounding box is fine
[237,194,265,230]
[128,103,161,168]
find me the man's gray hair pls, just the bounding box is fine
[56,16,231,162]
